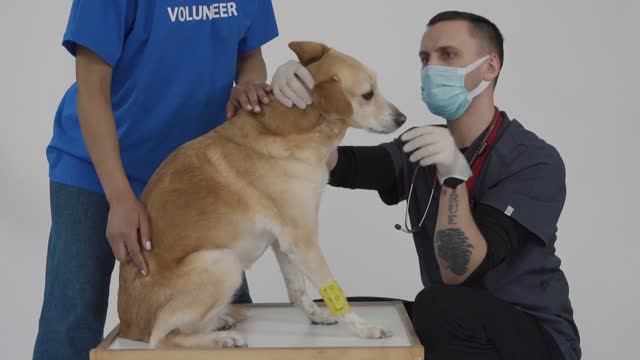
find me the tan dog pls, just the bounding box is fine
[117,41,407,348]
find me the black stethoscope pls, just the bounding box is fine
[394,114,500,234]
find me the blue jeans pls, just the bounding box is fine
[33,181,252,360]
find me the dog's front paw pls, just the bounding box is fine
[309,309,338,325]
[354,324,393,339]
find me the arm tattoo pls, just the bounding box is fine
[437,188,472,275]
[435,228,473,275]
[447,188,460,225]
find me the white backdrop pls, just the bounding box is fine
[1,1,638,359]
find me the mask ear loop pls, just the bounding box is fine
[463,55,491,100]
[462,55,490,75]
[468,80,491,99]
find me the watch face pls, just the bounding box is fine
[443,177,465,189]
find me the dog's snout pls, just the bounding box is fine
[394,112,407,127]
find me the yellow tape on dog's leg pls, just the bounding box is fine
[319,280,351,316]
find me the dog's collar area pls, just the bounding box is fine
[321,116,345,135]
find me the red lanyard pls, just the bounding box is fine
[466,109,503,193]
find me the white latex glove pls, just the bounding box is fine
[271,60,315,109]
[401,126,472,185]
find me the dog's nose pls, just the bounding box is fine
[394,112,407,126]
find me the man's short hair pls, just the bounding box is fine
[428,11,504,83]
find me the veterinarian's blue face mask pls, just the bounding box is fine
[421,55,490,120]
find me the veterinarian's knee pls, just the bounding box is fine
[412,286,473,328]
[414,286,449,320]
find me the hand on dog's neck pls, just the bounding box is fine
[254,96,347,142]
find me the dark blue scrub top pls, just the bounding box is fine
[380,111,580,360]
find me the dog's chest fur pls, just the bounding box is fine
[231,219,277,269]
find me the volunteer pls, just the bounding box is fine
[34,1,279,359]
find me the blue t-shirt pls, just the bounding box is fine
[47,0,279,196]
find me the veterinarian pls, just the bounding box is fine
[33,1,278,359]
[272,10,580,360]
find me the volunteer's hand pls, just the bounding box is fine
[226,83,272,119]
[271,60,315,109]
[401,126,472,184]
[106,191,151,276]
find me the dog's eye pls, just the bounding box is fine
[362,90,374,101]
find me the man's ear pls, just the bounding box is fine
[288,41,330,66]
[312,75,353,120]
[484,53,501,83]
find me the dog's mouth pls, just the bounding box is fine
[367,127,390,134]
[366,121,402,134]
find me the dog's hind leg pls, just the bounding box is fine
[149,249,247,348]
[159,330,246,348]
[212,306,249,331]
[194,303,248,332]
[272,241,337,325]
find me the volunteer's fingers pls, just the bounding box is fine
[111,238,129,263]
[246,87,261,112]
[125,231,148,276]
[257,87,270,104]
[139,210,151,251]
[236,91,252,112]
[226,99,239,119]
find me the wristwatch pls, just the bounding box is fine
[442,177,465,189]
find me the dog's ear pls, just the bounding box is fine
[288,41,330,66]
[312,75,353,120]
